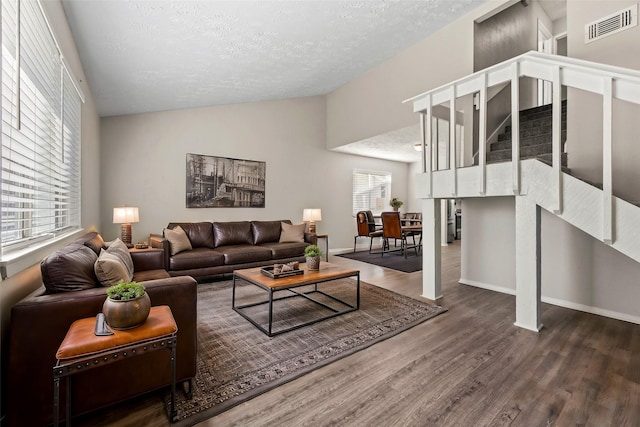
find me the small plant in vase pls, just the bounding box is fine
[304,244,323,271]
[390,198,403,211]
[103,281,151,330]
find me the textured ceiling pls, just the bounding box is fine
[60,1,569,164]
[61,0,484,118]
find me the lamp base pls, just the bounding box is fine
[308,221,317,234]
[120,224,133,248]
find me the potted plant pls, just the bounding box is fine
[304,244,323,271]
[102,281,151,330]
[390,198,403,211]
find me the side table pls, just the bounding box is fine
[53,305,178,426]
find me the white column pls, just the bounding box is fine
[514,195,542,332]
[422,198,442,301]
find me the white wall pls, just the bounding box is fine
[460,197,516,292]
[541,211,640,320]
[567,0,640,203]
[100,96,409,252]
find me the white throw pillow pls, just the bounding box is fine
[164,225,193,255]
[279,222,306,243]
[94,249,131,287]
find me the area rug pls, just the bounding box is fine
[336,250,422,273]
[167,278,446,425]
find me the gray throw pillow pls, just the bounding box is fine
[279,222,306,243]
[94,249,131,287]
[106,238,134,278]
[164,225,193,255]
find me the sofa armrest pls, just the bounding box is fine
[304,232,317,245]
[130,248,164,271]
[6,275,197,427]
[149,233,170,270]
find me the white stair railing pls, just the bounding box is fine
[405,50,640,245]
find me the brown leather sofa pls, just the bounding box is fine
[4,232,198,427]
[150,220,317,280]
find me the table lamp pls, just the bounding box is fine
[113,206,139,248]
[303,208,322,234]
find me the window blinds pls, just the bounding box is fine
[1,0,82,250]
[352,170,391,216]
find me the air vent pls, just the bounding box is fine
[585,5,638,43]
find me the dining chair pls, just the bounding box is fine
[364,210,382,231]
[353,211,383,252]
[380,211,420,258]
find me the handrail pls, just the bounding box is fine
[407,50,640,245]
[404,51,640,107]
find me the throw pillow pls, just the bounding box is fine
[106,238,134,278]
[41,245,99,292]
[83,232,105,256]
[279,222,306,243]
[164,225,192,255]
[94,249,130,287]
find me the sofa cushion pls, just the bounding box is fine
[132,269,171,282]
[169,248,225,271]
[164,226,193,255]
[107,238,134,278]
[259,242,308,259]
[216,245,272,264]
[83,232,105,255]
[41,245,99,293]
[213,221,253,247]
[168,222,214,249]
[279,222,306,243]
[94,249,131,286]
[251,220,290,245]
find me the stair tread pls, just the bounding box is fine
[496,132,567,148]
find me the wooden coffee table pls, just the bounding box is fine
[232,262,360,336]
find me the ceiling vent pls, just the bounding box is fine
[585,4,638,43]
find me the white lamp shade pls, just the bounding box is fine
[303,208,322,222]
[113,207,140,224]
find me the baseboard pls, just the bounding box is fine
[540,296,640,325]
[332,247,358,255]
[459,278,515,295]
[459,278,640,325]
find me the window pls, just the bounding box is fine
[1,0,83,252]
[352,170,391,215]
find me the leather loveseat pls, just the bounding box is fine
[150,220,316,280]
[4,231,197,427]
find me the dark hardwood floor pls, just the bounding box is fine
[74,240,640,426]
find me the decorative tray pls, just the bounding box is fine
[260,266,304,279]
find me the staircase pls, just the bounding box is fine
[405,51,640,331]
[487,100,567,166]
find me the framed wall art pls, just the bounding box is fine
[186,153,266,208]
